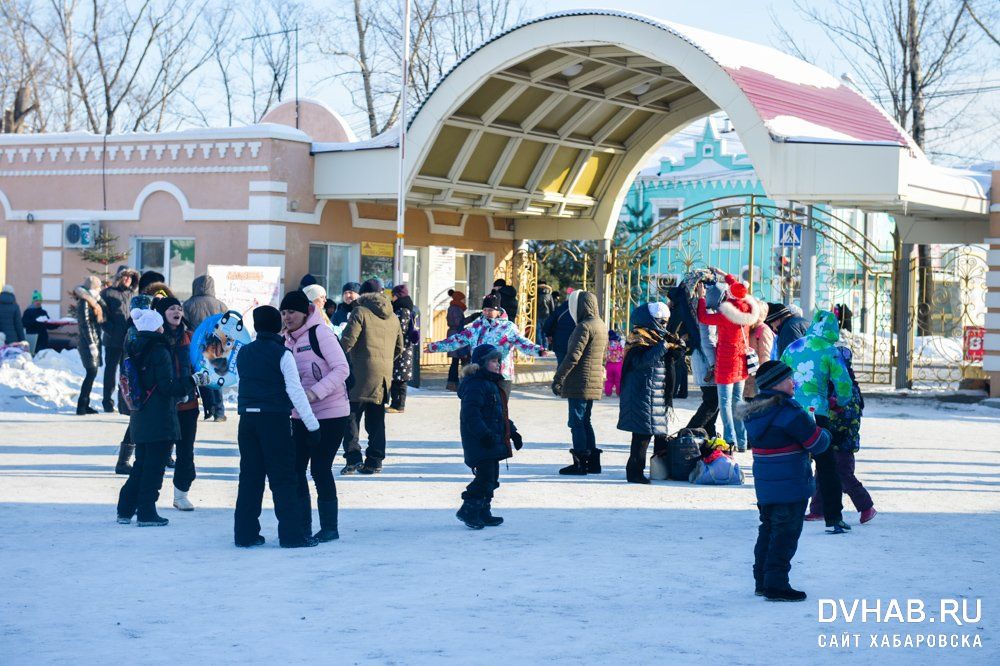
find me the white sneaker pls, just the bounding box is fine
[173,488,194,511]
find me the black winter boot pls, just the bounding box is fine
[480,501,503,526]
[281,536,320,548]
[764,587,807,602]
[136,505,169,527]
[315,499,340,542]
[586,448,603,474]
[456,499,486,529]
[558,450,589,476]
[625,439,651,484]
[115,441,135,475]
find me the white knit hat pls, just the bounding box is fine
[303,284,327,302]
[647,301,671,320]
[131,307,164,332]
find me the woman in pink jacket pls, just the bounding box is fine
[280,290,351,543]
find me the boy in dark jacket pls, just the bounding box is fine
[234,305,322,548]
[116,308,198,527]
[736,360,831,602]
[456,344,522,529]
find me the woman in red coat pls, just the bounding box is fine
[695,274,761,451]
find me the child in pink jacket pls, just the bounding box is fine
[604,329,625,396]
[280,291,351,543]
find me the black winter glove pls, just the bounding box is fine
[307,428,322,447]
[511,430,523,451]
[551,380,562,396]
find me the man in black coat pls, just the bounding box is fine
[543,290,577,365]
[492,279,518,318]
[331,281,361,327]
[765,303,810,358]
[100,267,138,413]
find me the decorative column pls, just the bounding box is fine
[985,168,1000,397]
[799,208,818,320]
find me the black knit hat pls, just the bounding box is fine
[360,278,383,294]
[153,296,182,317]
[138,271,166,294]
[253,305,282,334]
[342,281,361,294]
[471,343,502,365]
[279,290,310,315]
[764,302,790,324]
[755,360,794,391]
[482,293,501,310]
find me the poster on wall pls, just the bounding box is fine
[427,246,456,312]
[207,265,282,333]
[360,241,394,287]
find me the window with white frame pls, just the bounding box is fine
[309,242,360,303]
[648,197,685,247]
[703,145,714,156]
[134,238,195,300]
[455,252,488,311]
[712,199,744,248]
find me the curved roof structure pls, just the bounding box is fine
[314,10,988,241]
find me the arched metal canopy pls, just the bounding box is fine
[313,10,989,241]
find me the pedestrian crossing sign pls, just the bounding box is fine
[777,222,802,247]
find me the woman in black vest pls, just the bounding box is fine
[234,306,322,548]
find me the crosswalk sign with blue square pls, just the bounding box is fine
[777,222,802,247]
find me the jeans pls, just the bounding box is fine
[753,500,807,591]
[172,408,198,492]
[234,412,305,546]
[78,367,98,411]
[343,401,387,465]
[117,439,172,520]
[102,345,124,408]
[809,449,874,515]
[687,386,719,437]
[567,398,596,454]
[717,381,746,449]
[462,459,500,500]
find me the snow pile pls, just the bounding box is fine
[0,348,98,412]
[840,331,968,366]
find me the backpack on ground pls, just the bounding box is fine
[307,324,355,392]
[119,353,155,412]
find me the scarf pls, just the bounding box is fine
[623,327,685,415]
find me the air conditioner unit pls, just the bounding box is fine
[64,220,99,249]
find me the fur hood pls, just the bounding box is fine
[735,391,785,421]
[717,297,761,327]
[461,362,481,379]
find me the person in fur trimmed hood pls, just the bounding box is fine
[695,274,761,452]
[455,344,523,530]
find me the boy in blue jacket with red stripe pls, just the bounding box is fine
[737,360,831,602]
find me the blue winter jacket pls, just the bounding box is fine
[737,389,830,504]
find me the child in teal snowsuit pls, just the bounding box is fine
[807,345,876,524]
[781,310,854,532]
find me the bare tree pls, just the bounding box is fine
[316,0,526,138]
[773,0,998,337]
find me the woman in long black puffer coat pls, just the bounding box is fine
[388,285,419,413]
[617,302,686,484]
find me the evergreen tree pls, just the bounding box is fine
[78,229,129,284]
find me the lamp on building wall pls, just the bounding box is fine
[26,212,34,224]
[630,82,652,96]
[561,63,584,77]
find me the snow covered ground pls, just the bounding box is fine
[1,386,998,664]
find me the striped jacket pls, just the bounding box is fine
[737,389,830,504]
